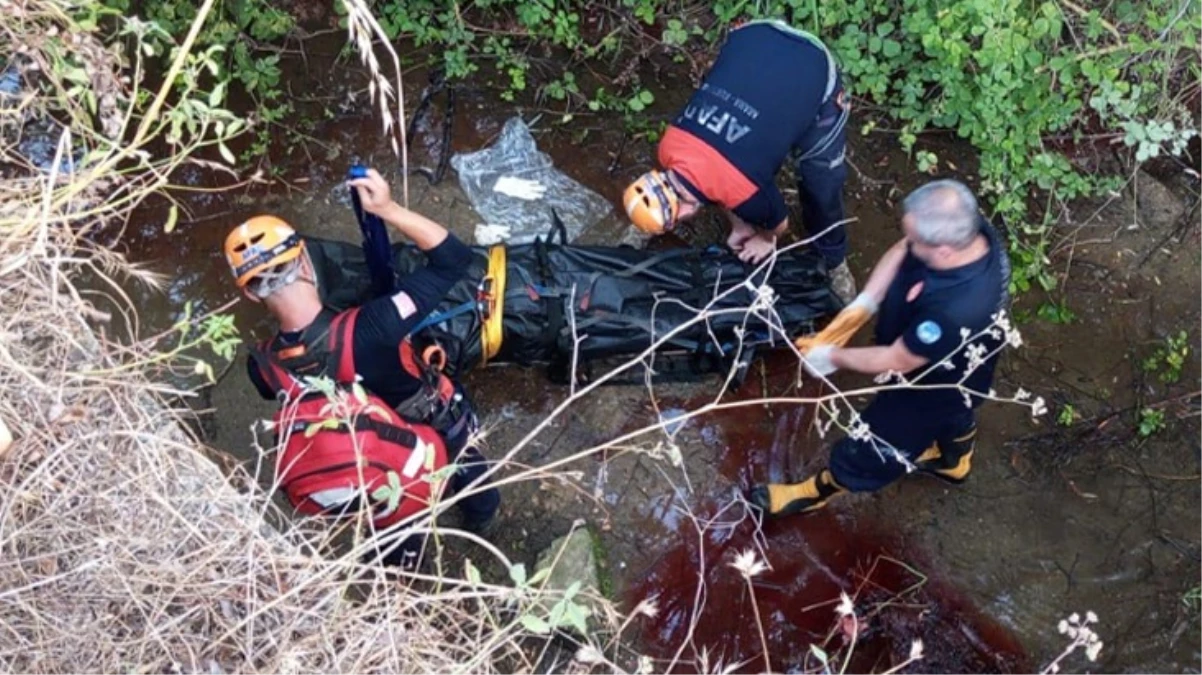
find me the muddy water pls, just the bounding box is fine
[110,35,1201,674]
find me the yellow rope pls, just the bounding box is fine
[480,245,507,366]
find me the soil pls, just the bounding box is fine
[105,35,1201,674]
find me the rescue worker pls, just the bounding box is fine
[622,19,855,302]
[751,180,1011,515]
[224,168,501,568]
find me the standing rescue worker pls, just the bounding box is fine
[224,168,501,568]
[623,19,855,302]
[751,180,1011,515]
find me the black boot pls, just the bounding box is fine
[750,469,846,517]
[915,426,976,484]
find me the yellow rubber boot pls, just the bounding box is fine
[916,428,976,484]
[750,470,846,517]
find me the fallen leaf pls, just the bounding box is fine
[163,203,179,233]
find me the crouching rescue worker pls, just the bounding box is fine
[623,19,855,301]
[224,168,501,569]
[751,180,1011,516]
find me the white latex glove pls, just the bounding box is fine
[474,223,512,246]
[847,292,879,316]
[803,344,838,377]
[493,175,546,200]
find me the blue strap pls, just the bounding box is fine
[348,165,397,298]
[410,300,478,334]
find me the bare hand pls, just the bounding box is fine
[348,168,397,217]
[726,213,757,251]
[737,231,777,264]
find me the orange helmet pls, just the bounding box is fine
[224,215,304,288]
[623,170,680,235]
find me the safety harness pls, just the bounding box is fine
[252,309,455,529]
[408,243,508,367]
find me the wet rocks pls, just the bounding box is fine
[1134,168,1187,232]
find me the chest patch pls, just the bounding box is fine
[916,320,942,345]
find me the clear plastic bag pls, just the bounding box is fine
[451,117,612,244]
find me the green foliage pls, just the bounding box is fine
[370,471,404,513]
[1057,403,1078,427]
[100,0,293,161]
[1184,586,1201,615]
[1137,407,1166,437]
[714,0,1197,302]
[1142,330,1192,384]
[372,0,633,105]
[1037,300,1076,324]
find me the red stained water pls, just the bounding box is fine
[626,353,1030,673]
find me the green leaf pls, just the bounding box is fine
[509,562,527,586]
[464,559,482,585]
[638,89,654,104]
[882,39,902,58]
[876,22,895,36]
[810,644,829,665]
[520,614,552,634]
[386,479,402,511]
[209,81,227,108]
[566,602,590,634]
[529,566,552,586]
[218,142,236,165]
[371,485,392,503]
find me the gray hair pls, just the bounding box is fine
[903,179,981,249]
[246,253,307,300]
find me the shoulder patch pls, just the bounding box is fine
[916,320,942,345]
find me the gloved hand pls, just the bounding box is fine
[493,175,546,200]
[802,344,838,377]
[474,223,512,246]
[795,292,878,351]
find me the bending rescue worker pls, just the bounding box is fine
[623,19,855,302]
[223,168,501,569]
[753,180,1011,515]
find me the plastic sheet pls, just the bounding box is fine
[450,117,612,244]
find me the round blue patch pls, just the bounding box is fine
[916,320,942,345]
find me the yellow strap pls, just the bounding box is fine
[480,245,507,366]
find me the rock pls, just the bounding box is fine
[1135,169,1186,232]
[531,526,608,635]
